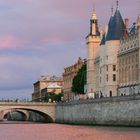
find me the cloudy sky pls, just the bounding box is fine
[0,0,139,100]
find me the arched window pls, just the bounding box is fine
[110,91,112,97]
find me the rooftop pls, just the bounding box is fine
[106,8,126,41]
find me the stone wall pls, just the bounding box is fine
[56,95,140,126]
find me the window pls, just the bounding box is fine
[100,68,102,74]
[106,56,108,60]
[106,65,108,71]
[129,56,130,64]
[110,91,112,97]
[113,65,116,71]
[132,55,134,62]
[106,74,108,82]
[119,59,121,65]
[113,74,116,81]
[136,54,138,62]
[126,57,127,64]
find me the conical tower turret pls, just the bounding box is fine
[86,8,101,96]
[106,1,126,41]
[90,9,100,36]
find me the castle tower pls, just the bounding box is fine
[104,1,126,97]
[99,6,114,97]
[86,8,101,96]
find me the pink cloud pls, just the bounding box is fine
[0,35,19,49]
[0,35,33,50]
[41,36,64,44]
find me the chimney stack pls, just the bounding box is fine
[125,18,129,32]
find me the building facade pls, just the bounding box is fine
[118,19,140,96]
[86,2,140,98]
[63,57,85,101]
[32,75,63,101]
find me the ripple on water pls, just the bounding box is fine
[0,123,140,140]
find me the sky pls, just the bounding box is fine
[0,0,139,100]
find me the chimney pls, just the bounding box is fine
[137,16,140,30]
[105,25,108,37]
[125,18,129,31]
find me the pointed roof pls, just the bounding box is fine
[91,9,97,20]
[106,8,126,41]
[89,8,100,36]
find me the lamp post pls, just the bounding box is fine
[61,97,64,102]
[133,86,135,95]
[138,83,140,94]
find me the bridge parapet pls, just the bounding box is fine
[0,102,55,105]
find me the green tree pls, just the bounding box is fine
[44,92,63,102]
[72,64,86,94]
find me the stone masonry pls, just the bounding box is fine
[56,95,140,126]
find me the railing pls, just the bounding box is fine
[0,101,56,105]
[57,94,140,106]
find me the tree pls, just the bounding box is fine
[72,64,86,94]
[44,92,63,102]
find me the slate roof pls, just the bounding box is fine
[106,9,126,41]
[130,23,137,34]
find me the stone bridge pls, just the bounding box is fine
[0,102,56,122]
[2,109,29,121]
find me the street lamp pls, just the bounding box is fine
[133,86,135,95]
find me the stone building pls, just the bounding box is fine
[32,75,63,101]
[63,57,85,101]
[118,19,140,96]
[86,1,140,98]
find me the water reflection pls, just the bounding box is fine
[0,123,139,140]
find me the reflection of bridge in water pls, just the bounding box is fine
[0,102,56,123]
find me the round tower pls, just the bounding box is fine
[104,1,126,97]
[86,8,101,97]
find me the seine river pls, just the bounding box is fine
[0,122,140,140]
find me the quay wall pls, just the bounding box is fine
[56,95,140,126]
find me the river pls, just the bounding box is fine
[0,122,140,140]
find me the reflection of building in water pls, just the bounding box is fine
[32,75,63,101]
[86,2,140,98]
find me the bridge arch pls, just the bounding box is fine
[15,108,54,123]
[3,109,29,121]
[0,103,55,123]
